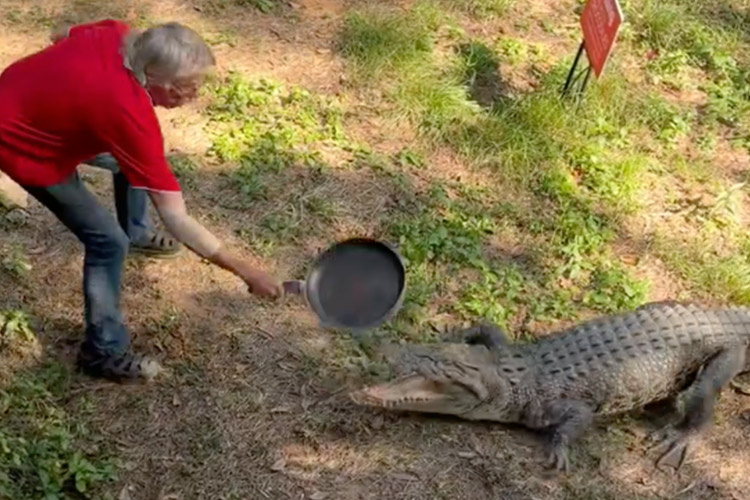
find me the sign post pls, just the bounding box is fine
[562,0,624,97]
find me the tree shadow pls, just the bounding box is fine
[692,1,750,47]
[457,40,513,109]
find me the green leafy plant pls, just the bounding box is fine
[496,37,526,65]
[2,244,31,278]
[0,309,35,343]
[0,364,117,499]
[204,73,346,197]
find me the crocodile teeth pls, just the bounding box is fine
[350,375,446,408]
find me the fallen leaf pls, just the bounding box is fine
[458,451,477,459]
[119,486,133,500]
[390,472,417,481]
[271,458,286,472]
[370,415,385,430]
[309,492,328,500]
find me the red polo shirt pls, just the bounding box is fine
[0,19,180,192]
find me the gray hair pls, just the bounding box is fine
[123,22,215,86]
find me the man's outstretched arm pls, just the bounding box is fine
[147,190,282,298]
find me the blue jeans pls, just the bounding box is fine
[22,155,153,356]
[86,153,153,244]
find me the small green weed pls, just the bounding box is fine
[641,94,693,144]
[496,37,526,65]
[456,264,525,328]
[0,309,35,344]
[393,148,426,169]
[303,194,338,221]
[260,208,304,241]
[566,145,646,210]
[1,244,31,279]
[168,153,199,177]
[390,196,495,270]
[239,0,278,13]
[548,202,614,279]
[392,261,439,330]
[582,264,649,313]
[645,50,690,89]
[702,77,750,128]
[0,363,117,499]
[457,40,506,106]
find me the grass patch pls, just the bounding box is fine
[339,3,656,336]
[627,0,750,141]
[441,0,515,17]
[338,2,444,79]
[640,94,694,145]
[0,362,117,499]
[204,73,347,199]
[201,0,285,14]
[238,0,281,13]
[201,71,416,255]
[386,178,647,337]
[656,232,750,305]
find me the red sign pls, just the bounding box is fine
[580,0,624,77]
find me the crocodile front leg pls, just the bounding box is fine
[654,347,746,470]
[454,322,510,349]
[523,399,595,472]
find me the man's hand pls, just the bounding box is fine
[235,262,283,298]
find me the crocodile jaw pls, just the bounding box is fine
[350,374,480,416]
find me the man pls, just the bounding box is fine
[0,19,282,381]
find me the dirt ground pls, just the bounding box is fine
[2,0,750,499]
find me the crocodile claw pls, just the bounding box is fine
[646,427,694,471]
[656,437,691,471]
[544,444,570,473]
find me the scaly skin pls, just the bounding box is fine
[350,302,750,472]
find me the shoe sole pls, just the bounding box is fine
[127,247,184,260]
[77,360,163,383]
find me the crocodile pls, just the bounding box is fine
[349,301,750,472]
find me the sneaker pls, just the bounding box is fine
[77,348,162,382]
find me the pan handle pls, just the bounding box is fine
[282,280,305,296]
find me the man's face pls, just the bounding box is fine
[146,75,204,109]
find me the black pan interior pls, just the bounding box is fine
[306,239,405,329]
